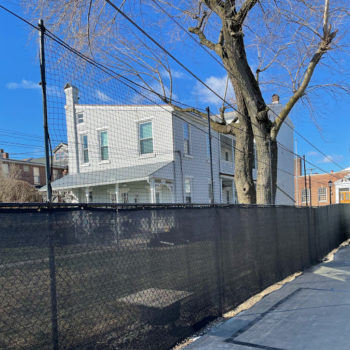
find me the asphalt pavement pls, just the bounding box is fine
[184,242,350,350]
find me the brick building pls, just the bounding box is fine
[0,149,66,188]
[294,157,350,206]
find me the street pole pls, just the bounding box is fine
[303,155,308,207]
[206,107,215,204]
[308,174,312,207]
[39,19,52,203]
[39,20,59,350]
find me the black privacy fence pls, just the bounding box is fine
[0,204,350,350]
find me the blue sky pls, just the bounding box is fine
[0,3,349,174]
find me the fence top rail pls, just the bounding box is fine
[0,202,343,212]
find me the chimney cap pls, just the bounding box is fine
[272,94,280,104]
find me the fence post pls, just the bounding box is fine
[39,19,52,203]
[206,107,215,204]
[39,20,58,350]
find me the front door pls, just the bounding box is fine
[340,189,350,203]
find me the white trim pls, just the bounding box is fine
[138,120,154,156]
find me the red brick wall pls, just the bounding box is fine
[295,171,348,206]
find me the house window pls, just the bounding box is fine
[185,177,192,203]
[23,165,29,172]
[301,188,310,203]
[82,134,89,163]
[139,122,153,154]
[110,193,117,203]
[318,187,327,202]
[99,130,109,161]
[33,167,40,185]
[77,113,84,124]
[183,122,190,155]
[1,163,9,177]
[88,191,93,202]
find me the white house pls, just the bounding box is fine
[334,170,350,204]
[48,84,294,204]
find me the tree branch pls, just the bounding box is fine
[235,0,259,24]
[271,29,337,139]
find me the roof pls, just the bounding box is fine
[41,161,172,191]
[22,156,66,168]
[0,157,65,168]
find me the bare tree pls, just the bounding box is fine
[26,0,350,204]
[0,165,41,202]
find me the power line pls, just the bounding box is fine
[0,3,341,190]
[137,0,346,172]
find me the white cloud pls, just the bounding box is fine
[160,69,185,80]
[307,151,318,157]
[192,75,234,105]
[321,155,343,163]
[96,90,114,103]
[6,79,40,90]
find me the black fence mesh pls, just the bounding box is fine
[0,204,349,350]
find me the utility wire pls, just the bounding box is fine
[138,0,346,171]
[0,3,341,184]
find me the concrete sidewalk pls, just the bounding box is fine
[184,242,350,350]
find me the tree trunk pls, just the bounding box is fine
[254,136,277,204]
[234,125,256,204]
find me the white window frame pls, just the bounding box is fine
[33,167,40,185]
[23,165,29,172]
[301,188,310,203]
[98,129,109,162]
[81,134,89,164]
[183,122,191,156]
[139,121,154,155]
[77,113,84,124]
[184,177,192,203]
[318,187,327,202]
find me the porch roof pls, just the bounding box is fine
[41,161,172,191]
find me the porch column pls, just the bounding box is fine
[220,178,223,204]
[115,184,119,204]
[85,188,90,203]
[232,179,235,204]
[149,179,156,204]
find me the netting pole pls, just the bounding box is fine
[303,155,308,207]
[39,19,59,350]
[39,19,52,203]
[206,107,215,204]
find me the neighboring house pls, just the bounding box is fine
[0,149,66,188]
[294,157,350,206]
[47,84,294,204]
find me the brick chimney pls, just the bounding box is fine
[0,149,9,159]
[272,94,280,104]
[295,157,302,177]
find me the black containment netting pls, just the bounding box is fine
[0,204,350,350]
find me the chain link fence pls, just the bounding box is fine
[1,204,349,349]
